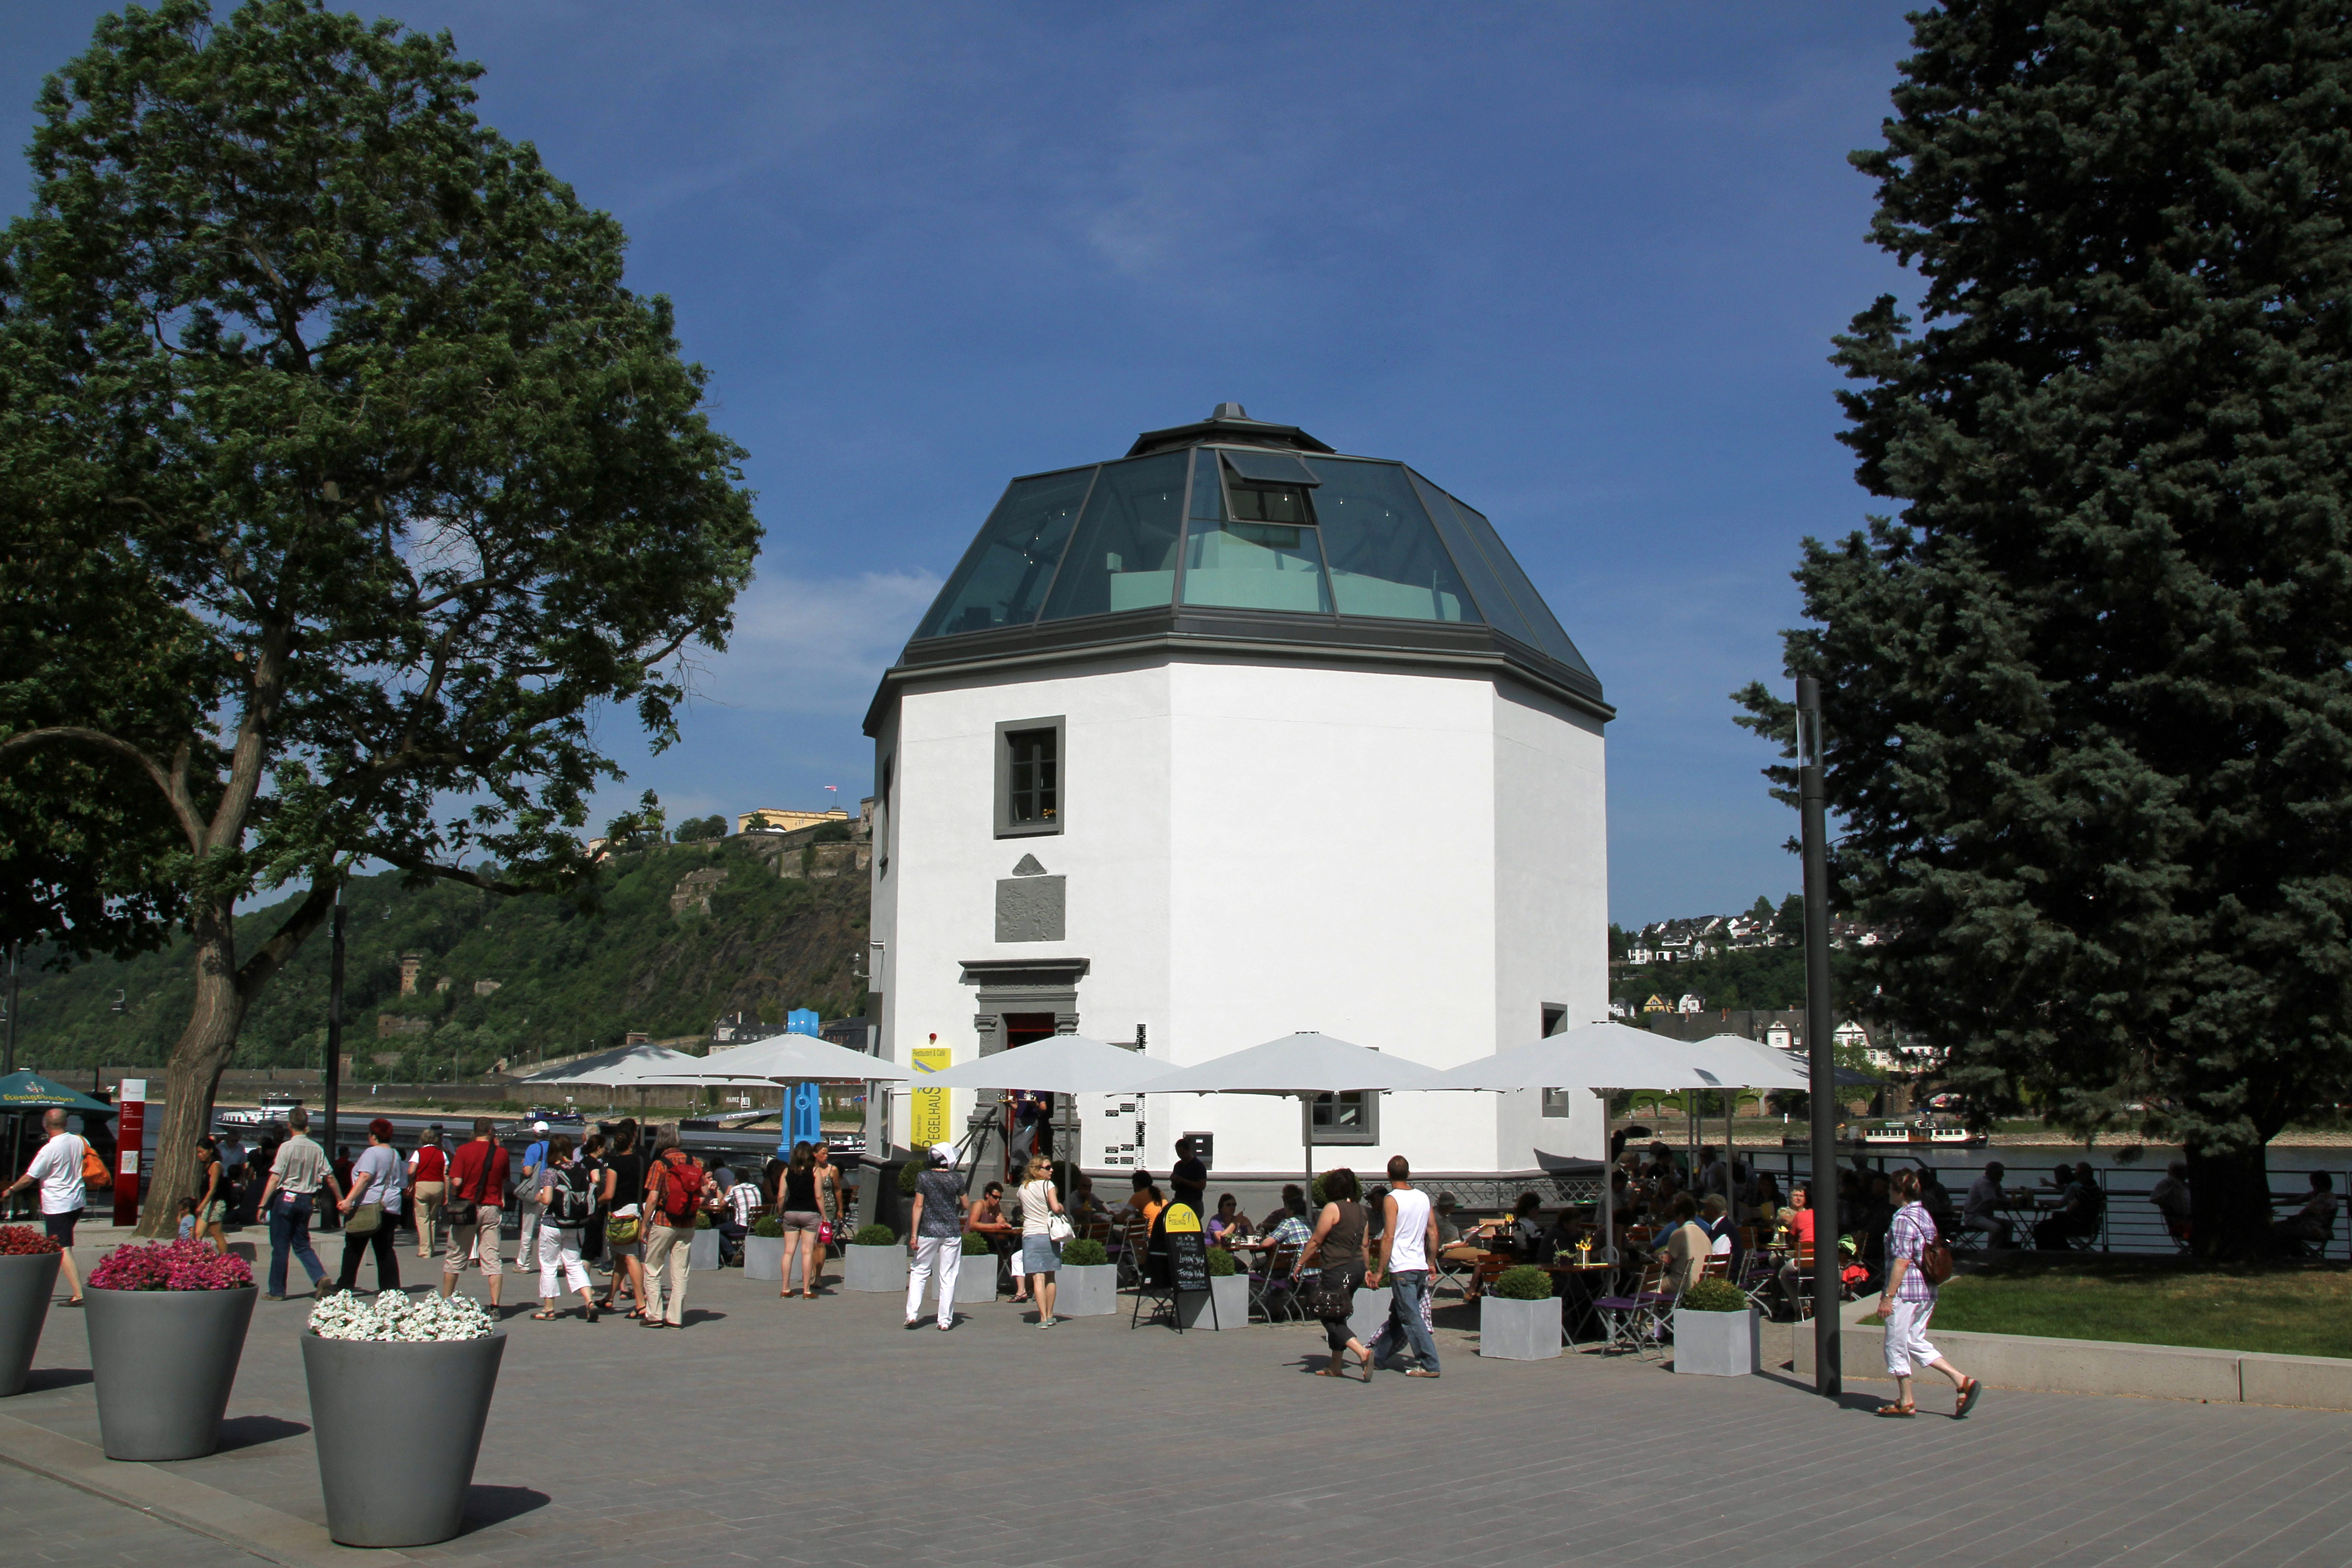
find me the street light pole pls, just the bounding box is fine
[323,890,344,1183]
[1798,674,1842,1399]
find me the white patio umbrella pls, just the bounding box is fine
[1135,1032,1441,1210]
[517,1043,704,1088]
[915,1034,1175,1094]
[684,1034,915,1084]
[1429,1021,1789,1262]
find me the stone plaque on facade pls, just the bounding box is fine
[995,875,1066,942]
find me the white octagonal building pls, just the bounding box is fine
[864,405,1611,1186]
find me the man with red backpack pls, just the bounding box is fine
[640,1127,712,1328]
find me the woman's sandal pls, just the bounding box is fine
[1874,1402,1917,1417]
[531,1309,558,1320]
[1955,1378,1983,1418]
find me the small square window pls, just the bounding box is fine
[1310,1090,1377,1144]
[995,717,1065,838]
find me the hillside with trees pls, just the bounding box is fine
[10,839,867,1079]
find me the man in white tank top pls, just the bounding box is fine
[1366,1155,1443,1377]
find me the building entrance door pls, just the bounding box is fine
[1000,1013,1057,1180]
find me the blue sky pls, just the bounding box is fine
[1,2,1919,928]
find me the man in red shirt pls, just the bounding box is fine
[439,1119,511,1310]
[1773,1181,1817,1319]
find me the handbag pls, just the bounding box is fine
[1308,1265,1358,1320]
[817,1220,833,1247]
[606,1207,642,1246]
[344,1202,384,1235]
[1046,1213,1075,1244]
[80,1140,113,1190]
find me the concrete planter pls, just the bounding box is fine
[743,1234,787,1282]
[844,1244,907,1293]
[1673,1307,1759,1376]
[87,1286,257,1459]
[954,1249,999,1303]
[1056,1262,1116,1317]
[1175,1272,1250,1330]
[0,1252,59,1396]
[689,1228,720,1272]
[1479,1294,1563,1361]
[304,1331,506,1547]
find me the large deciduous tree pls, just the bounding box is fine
[0,0,759,1232]
[1735,0,2352,1258]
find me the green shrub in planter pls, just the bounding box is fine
[851,1223,897,1248]
[897,1149,931,1195]
[961,1232,993,1255]
[694,1211,714,1230]
[1492,1265,1552,1301]
[1205,1247,1238,1277]
[1678,1278,1748,1313]
[1060,1237,1108,1266]
[750,1216,784,1238]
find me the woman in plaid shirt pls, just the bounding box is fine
[1879,1167,1984,1419]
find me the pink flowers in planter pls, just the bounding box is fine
[0,1225,63,1256]
[88,1239,254,1291]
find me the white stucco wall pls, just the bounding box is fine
[869,650,1607,1177]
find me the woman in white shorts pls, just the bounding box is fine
[1878,1166,1983,1419]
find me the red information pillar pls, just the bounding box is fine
[114,1078,146,1227]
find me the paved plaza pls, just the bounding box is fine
[2,1243,2349,1568]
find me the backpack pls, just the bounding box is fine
[653,1152,703,1226]
[546,1162,595,1229]
[1918,1217,1954,1287]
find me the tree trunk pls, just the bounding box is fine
[136,902,246,1238]
[2185,1140,2273,1262]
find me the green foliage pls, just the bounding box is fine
[849,1223,896,1248]
[1734,0,2352,1256]
[750,1216,783,1238]
[898,1150,930,1195]
[809,820,854,845]
[10,848,867,1073]
[1491,1265,1552,1301]
[673,815,728,843]
[1677,1278,1748,1313]
[694,1209,714,1231]
[1612,943,1818,1013]
[960,1231,993,1255]
[1205,1246,1238,1277]
[1060,1237,1108,1266]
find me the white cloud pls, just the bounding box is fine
[691,566,942,719]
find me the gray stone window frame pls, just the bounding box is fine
[995,715,1065,839]
[1540,1003,1572,1116]
[1310,1089,1378,1145]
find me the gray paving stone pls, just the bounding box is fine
[3,1264,2348,1566]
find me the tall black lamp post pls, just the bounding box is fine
[1798,675,1841,1398]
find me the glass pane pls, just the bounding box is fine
[1447,495,1595,678]
[1189,447,1226,519]
[1405,468,1539,649]
[1222,448,1319,486]
[1007,729,1057,825]
[912,468,1094,639]
[1312,1091,1364,1131]
[1306,458,1481,624]
[1039,452,1187,621]
[1179,514,1332,615]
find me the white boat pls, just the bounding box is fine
[217,1091,304,1128]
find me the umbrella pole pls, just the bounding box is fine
[1598,1090,1613,1263]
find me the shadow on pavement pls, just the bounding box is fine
[17,1369,93,1393]
[461,1484,551,1533]
[217,1414,310,1450]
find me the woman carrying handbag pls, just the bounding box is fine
[1292,1167,1374,1381]
[1018,1155,1069,1328]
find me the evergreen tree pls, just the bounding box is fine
[1736,0,2352,1257]
[0,2,758,1232]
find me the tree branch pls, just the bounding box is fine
[378,854,530,897]
[0,726,205,849]
[235,873,340,998]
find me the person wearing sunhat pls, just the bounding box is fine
[904,1144,969,1330]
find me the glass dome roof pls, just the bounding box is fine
[877,405,1606,724]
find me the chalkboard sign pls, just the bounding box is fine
[1162,1202,1210,1294]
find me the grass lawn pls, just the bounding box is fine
[1870,1256,2352,1359]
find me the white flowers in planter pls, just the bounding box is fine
[309,1289,495,1342]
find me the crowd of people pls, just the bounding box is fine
[167,1112,849,1325]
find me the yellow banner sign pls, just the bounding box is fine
[1160,1201,1202,1235]
[909,1046,952,1148]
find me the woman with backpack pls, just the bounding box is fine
[532,1134,598,1321]
[1878,1166,1983,1419]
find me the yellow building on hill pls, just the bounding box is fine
[737,806,850,835]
